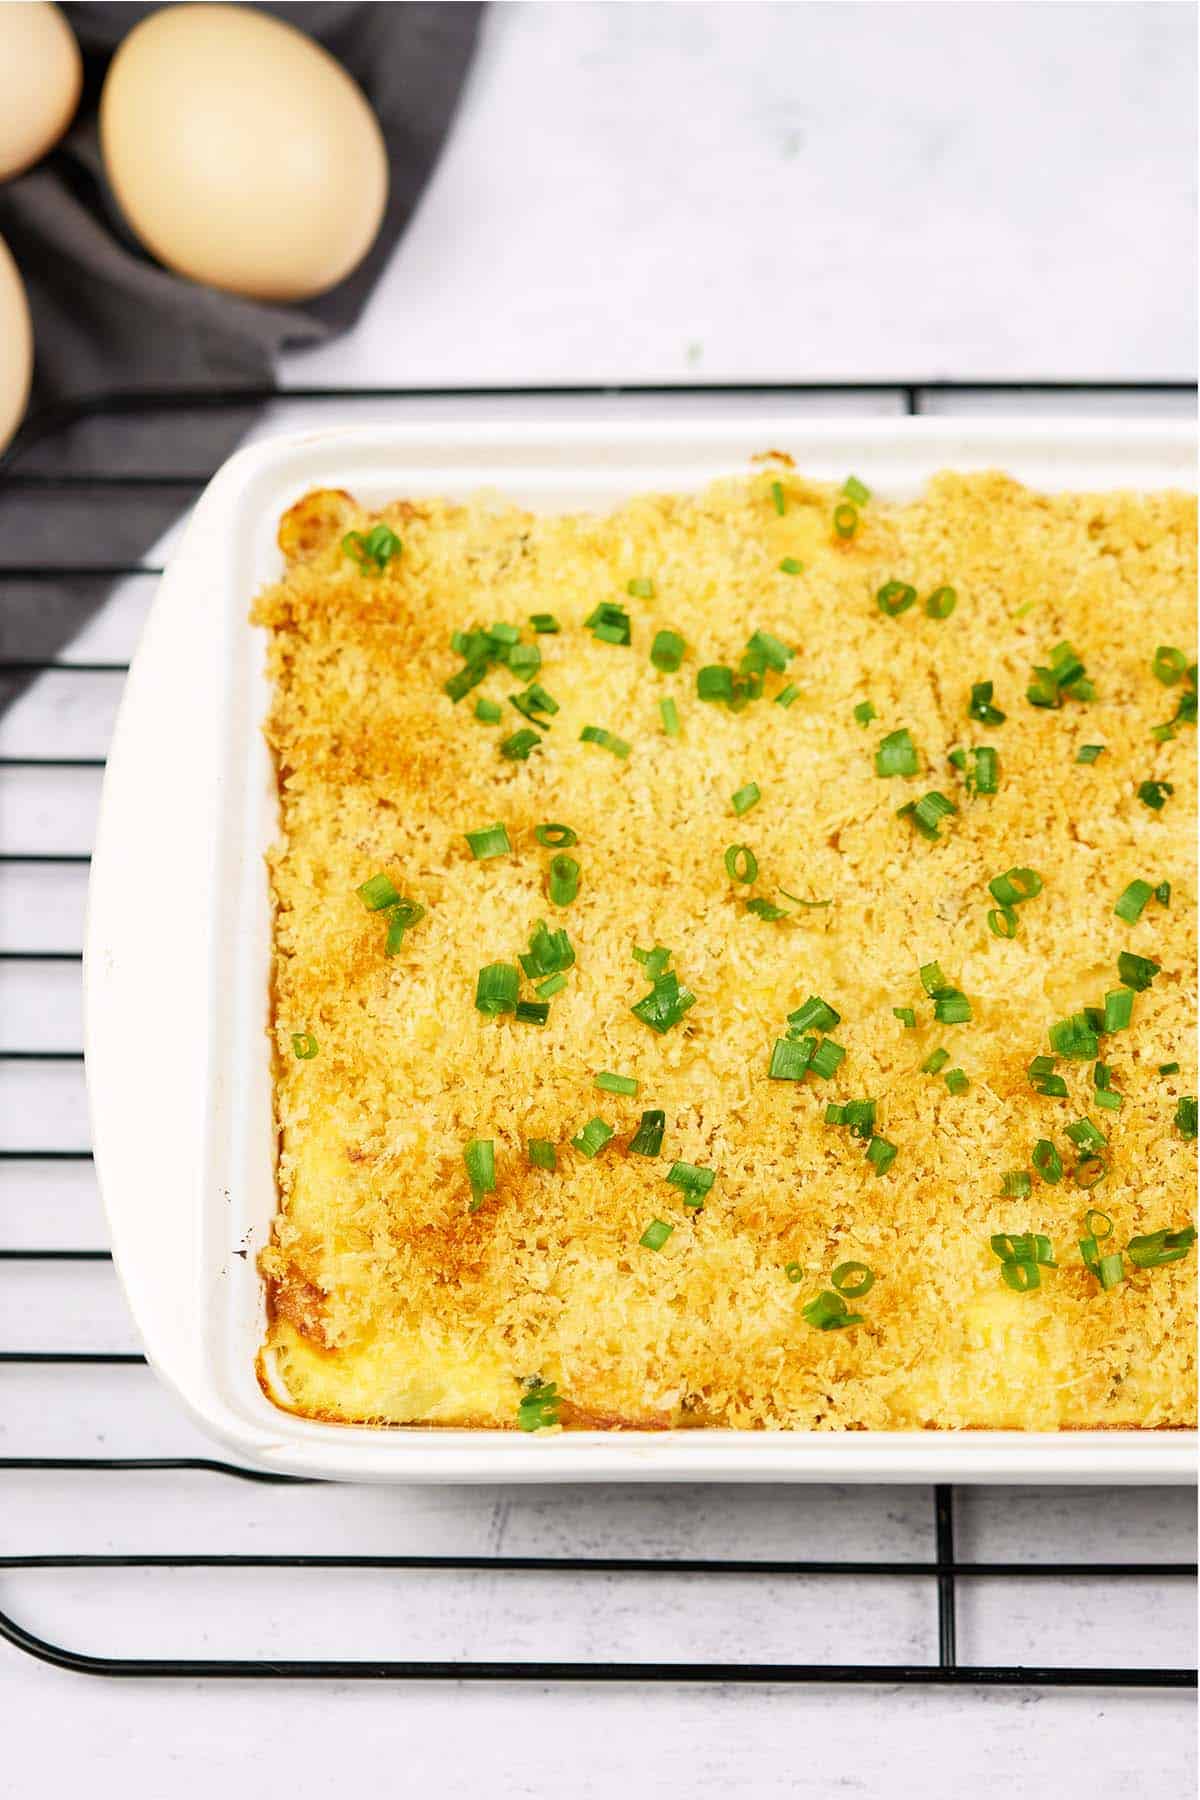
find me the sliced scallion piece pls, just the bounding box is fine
[529,612,560,634]
[629,1110,665,1157]
[474,697,503,724]
[357,873,400,912]
[968,681,1006,725]
[580,725,631,758]
[660,696,681,736]
[291,1032,318,1060]
[666,1161,715,1206]
[731,782,761,816]
[697,665,735,703]
[500,728,542,761]
[802,1290,864,1330]
[896,790,957,841]
[465,823,511,861]
[536,972,567,999]
[548,854,580,907]
[475,962,519,1015]
[1076,744,1106,764]
[1032,1138,1063,1184]
[515,999,550,1024]
[1127,1225,1196,1267]
[771,479,786,516]
[1118,950,1160,992]
[595,1070,638,1097]
[1176,1096,1198,1139]
[1115,879,1154,923]
[788,995,842,1034]
[572,1117,613,1158]
[464,1137,495,1210]
[854,700,877,727]
[527,1139,557,1171]
[833,501,858,540]
[874,728,920,778]
[866,1135,897,1176]
[842,475,870,505]
[925,586,957,620]
[779,557,804,575]
[640,1218,674,1250]
[775,684,800,709]
[877,580,917,617]
[1137,779,1173,811]
[831,1260,874,1297]
[724,844,758,884]
[631,970,696,1035]
[627,577,656,599]
[1153,645,1188,684]
[651,629,686,672]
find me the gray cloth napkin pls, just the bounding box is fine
[0,1,483,689]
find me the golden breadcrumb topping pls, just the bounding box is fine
[254,465,1196,1431]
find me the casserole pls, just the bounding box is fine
[85,415,1198,1481]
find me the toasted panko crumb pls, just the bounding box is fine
[253,466,1196,1431]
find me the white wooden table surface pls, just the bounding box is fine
[2,5,1196,1795]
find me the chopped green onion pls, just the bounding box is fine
[779,556,804,575]
[697,665,735,703]
[1001,1171,1032,1199]
[291,1032,318,1060]
[515,999,549,1025]
[745,897,789,920]
[854,700,877,727]
[1176,1096,1198,1139]
[651,629,686,672]
[968,681,1006,726]
[488,622,521,646]
[548,855,580,907]
[1066,1117,1106,1154]
[1032,1139,1062,1184]
[666,1162,715,1206]
[640,1217,674,1251]
[866,1135,897,1176]
[595,1070,638,1097]
[1028,1054,1068,1097]
[1049,1011,1101,1059]
[768,1038,812,1080]
[629,1110,665,1157]
[877,580,917,617]
[1117,950,1160,992]
[627,577,656,599]
[827,1098,877,1139]
[731,782,761,817]
[573,1117,614,1158]
[1137,779,1173,811]
[1159,1061,1180,1076]
[770,479,786,516]
[897,790,957,841]
[775,683,800,709]
[744,629,793,672]
[631,970,696,1035]
[517,1380,560,1431]
[384,904,417,957]
[660,696,681,736]
[580,725,631,758]
[724,844,758,884]
[445,661,489,703]
[510,681,559,724]
[500,728,542,761]
[474,697,503,724]
[1076,744,1106,764]
[475,962,519,1015]
[464,1138,495,1209]
[1127,1225,1196,1267]
[788,995,842,1034]
[465,822,511,860]
[633,944,673,978]
[874,728,920,778]
[585,601,631,645]
[785,1260,805,1284]
[807,1038,846,1079]
[893,1006,917,1027]
[922,1047,950,1075]
[520,920,575,979]
[919,961,948,997]
[1000,1259,1042,1292]
[1102,987,1135,1033]
[933,990,972,1025]
[1115,879,1154,923]
[991,1232,1055,1267]
[507,642,542,682]
[802,1290,864,1331]
[843,475,870,505]
[988,905,1018,939]
[1084,1208,1114,1241]
[969,747,999,795]
[527,1139,557,1171]
[1028,640,1095,709]
[831,1260,874,1297]
[535,822,577,848]
[529,612,560,634]
[833,501,859,540]
[342,524,401,574]
[925,586,957,620]
[357,873,400,912]
[1153,645,1188,684]
[1155,881,1172,906]
[1081,1240,1125,1288]
[536,972,568,1000]
[989,867,1042,906]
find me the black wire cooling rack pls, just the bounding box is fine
[0,380,1195,1686]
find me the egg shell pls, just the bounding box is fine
[0,2,82,182]
[99,3,389,303]
[0,234,34,455]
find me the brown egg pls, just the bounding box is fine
[99,4,388,303]
[0,235,34,454]
[0,2,82,182]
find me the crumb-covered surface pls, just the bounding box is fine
[253,465,1196,1430]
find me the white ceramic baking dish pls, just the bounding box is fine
[85,415,1197,1483]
